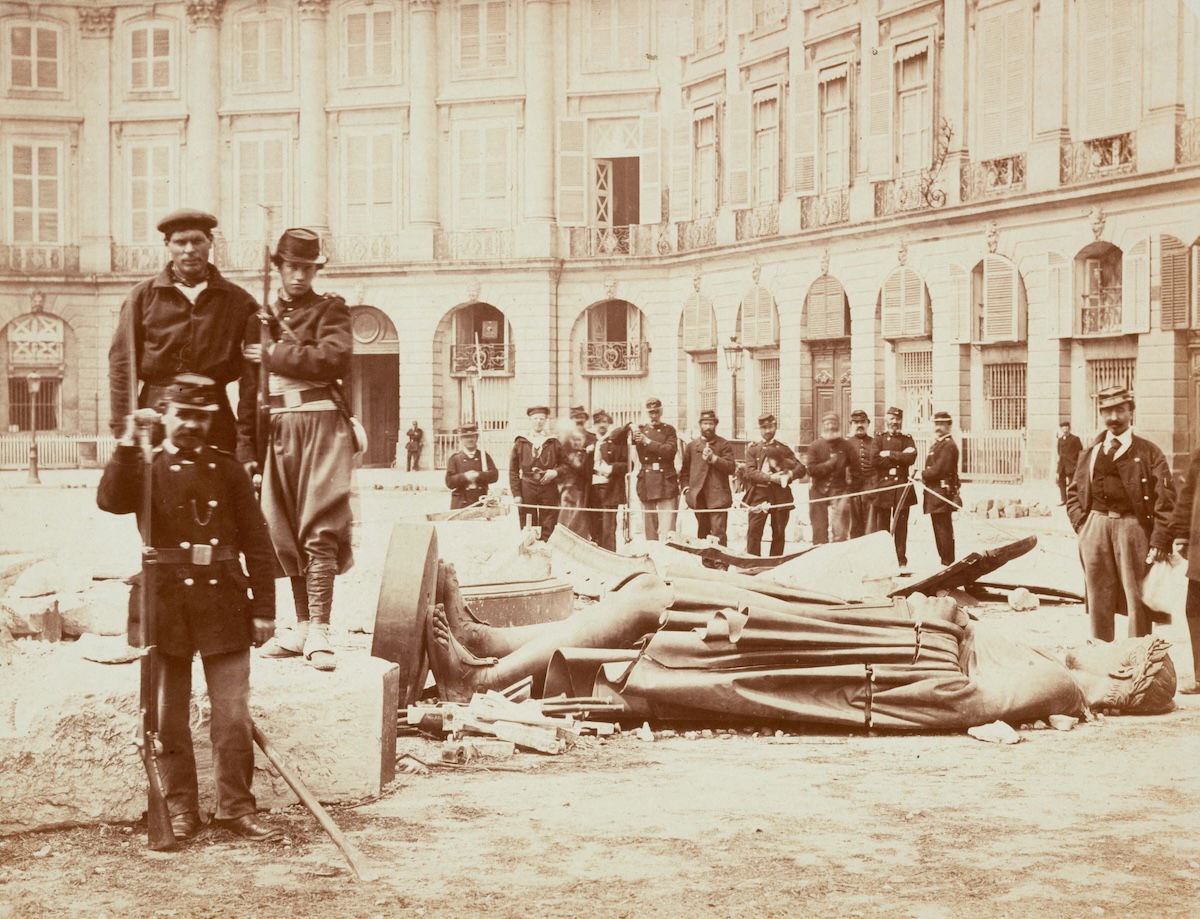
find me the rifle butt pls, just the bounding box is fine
[144,763,177,851]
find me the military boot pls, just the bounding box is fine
[302,564,336,672]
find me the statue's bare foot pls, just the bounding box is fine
[437,562,494,656]
[608,570,675,613]
[425,603,497,703]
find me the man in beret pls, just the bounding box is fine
[1066,387,1176,640]
[445,424,499,509]
[844,409,879,539]
[1055,420,1083,506]
[807,412,851,544]
[681,410,737,546]
[509,406,562,540]
[631,397,680,541]
[742,413,805,556]
[589,410,630,551]
[109,209,259,453]
[919,411,961,567]
[872,406,918,571]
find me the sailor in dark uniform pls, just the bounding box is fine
[445,423,499,509]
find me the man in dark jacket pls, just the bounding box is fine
[920,410,961,567]
[108,209,259,453]
[844,409,879,539]
[681,410,737,546]
[445,423,498,509]
[405,422,424,471]
[742,413,805,556]
[632,397,679,540]
[509,406,561,541]
[807,412,850,544]
[237,229,353,672]
[98,375,279,842]
[1055,421,1083,506]
[589,411,629,551]
[1066,387,1175,640]
[1170,448,1200,694]
[872,406,919,571]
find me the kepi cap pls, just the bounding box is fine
[757,413,776,426]
[569,405,588,420]
[526,405,550,417]
[1096,386,1134,410]
[933,410,953,423]
[161,373,220,412]
[592,410,613,424]
[645,397,662,409]
[886,406,904,419]
[271,227,328,267]
[850,409,869,423]
[157,208,218,238]
[457,423,479,436]
[698,410,718,423]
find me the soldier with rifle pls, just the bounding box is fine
[97,374,280,844]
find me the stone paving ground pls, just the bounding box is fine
[1,471,1198,918]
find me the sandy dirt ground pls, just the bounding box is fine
[2,472,1199,918]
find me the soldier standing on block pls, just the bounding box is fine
[589,411,629,551]
[844,409,879,539]
[632,397,680,540]
[237,229,354,673]
[919,410,961,567]
[98,376,280,842]
[1056,420,1083,506]
[109,209,258,453]
[807,412,851,544]
[681,409,737,546]
[445,423,498,509]
[1066,386,1175,640]
[509,406,562,541]
[742,413,805,556]
[872,406,919,572]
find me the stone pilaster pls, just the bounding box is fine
[409,1,439,228]
[524,0,555,223]
[77,8,115,274]
[297,0,330,232]
[186,1,224,216]
[1137,0,1183,173]
[1027,0,1067,191]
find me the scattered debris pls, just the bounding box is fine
[632,723,654,742]
[1048,714,1077,732]
[966,721,1022,745]
[1007,587,1039,612]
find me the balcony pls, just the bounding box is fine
[214,237,268,271]
[799,190,849,229]
[566,225,672,258]
[734,204,780,241]
[960,154,1026,202]
[327,234,410,265]
[579,339,650,376]
[675,216,717,253]
[1079,290,1123,336]
[434,229,513,261]
[873,174,946,217]
[111,244,165,273]
[1060,132,1135,186]
[450,342,514,376]
[1176,116,1200,166]
[0,244,80,275]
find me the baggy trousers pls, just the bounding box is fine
[1078,510,1152,640]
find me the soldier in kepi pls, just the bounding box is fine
[237,229,355,673]
[631,397,680,541]
[919,410,961,567]
[872,406,919,573]
[97,375,280,842]
[509,405,562,541]
[444,423,499,509]
[108,209,259,453]
[742,413,805,556]
[589,411,629,551]
[844,409,879,539]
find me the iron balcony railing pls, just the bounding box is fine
[959,154,1026,202]
[0,244,80,275]
[566,224,673,258]
[450,342,514,376]
[1060,132,1136,185]
[799,190,849,229]
[1079,288,1123,335]
[734,204,780,240]
[580,339,650,375]
[675,216,717,252]
[1176,116,1200,166]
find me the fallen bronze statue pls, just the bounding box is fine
[374,525,1176,732]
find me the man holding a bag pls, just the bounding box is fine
[1170,450,1200,694]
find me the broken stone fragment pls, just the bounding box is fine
[0,596,61,641]
[1007,587,1039,612]
[966,720,1022,744]
[1048,714,1076,732]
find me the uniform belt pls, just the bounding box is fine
[1096,510,1134,520]
[149,546,238,565]
[267,386,334,409]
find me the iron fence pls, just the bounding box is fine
[910,430,1025,483]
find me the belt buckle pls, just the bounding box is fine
[650,463,661,471]
[1107,510,1121,519]
[191,544,213,565]
[283,390,303,409]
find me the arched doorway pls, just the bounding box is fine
[569,298,650,427]
[348,306,399,467]
[736,284,780,440]
[0,311,76,433]
[800,274,851,443]
[878,266,933,431]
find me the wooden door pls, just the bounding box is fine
[349,353,399,467]
[811,342,853,430]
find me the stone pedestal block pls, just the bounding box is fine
[0,645,398,835]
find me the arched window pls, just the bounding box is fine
[804,275,850,339]
[5,312,65,431]
[582,299,647,374]
[970,254,1027,343]
[451,302,512,375]
[880,266,930,339]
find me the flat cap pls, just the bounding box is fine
[933,410,953,423]
[157,208,218,237]
[820,412,841,425]
[1096,386,1134,410]
[526,405,550,417]
[850,409,869,423]
[592,410,613,423]
[161,373,220,412]
[757,413,776,426]
[645,397,662,409]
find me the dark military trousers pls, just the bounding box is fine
[518,481,559,541]
[692,494,729,547]
[747,508,790,556]
[157,649,255,821]
[930,511,955,567]
[846,495,872,539]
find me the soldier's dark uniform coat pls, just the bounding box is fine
[633,421,680,502]
[872,430,919,510]
[920,435,961,515]
[445,448,499,509]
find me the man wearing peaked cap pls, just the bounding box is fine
[919,410,960,566]
[871,405,918,572]
[844,409,879,539]
[742,413,805,556]
[631,397,680,540]
[1066,386,1176,641]
[445,423,498,510]
[109,209,259,454]
[681,409,737,547]
[510,404,562,540]
[588,410,630,550]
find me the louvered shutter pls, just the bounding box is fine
[682,294,713,351]
[460,2,481,71]
[1160,235,1189,330]
[483,126,508,226]
[977,7,1005,158]
[739,290,758,346]
[947,265,972,343]
[726,92,752,208]
[758,288,778,346]
[588,304,607,342]
[1123,239,1150,333]
[1004,4,1030,153]
[671,112,693,222]
[626,302,642,345]
[640,113,661,224]
[1192,246,1200,331]
[1108,6,1135,134]
[982,255,1018,342]
[588,0,612,70]
[485,1,508,69]
[881,269,904,338]
[1081,0,1115,139]
[457,125,482,227]
[901,267,926,337]
[557,119,587,226]
[866,49,893,180]
[1046,252,1071,338]
[791,69,817,194]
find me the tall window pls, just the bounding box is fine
[752,87,780,206]
[1079,0,1136,139]
[10,144,60,243]
[8,375,59,431]
[236,135,288,238]
[976,2,1029,158]
[1087,358,1135,432]
[896,49,931,175]
[819,70,850,190]
[758,357,780,420]
[6,313,64,431]
[897,347,933,430]
[457,1,510,74]
[697,358,718,415]
[8,22,60,90]
[456,123,510,228]
[693,107,717,216]
[586,0,640,72]
[128,141,176,243]
[130,23,172,91]
[237,14,287,88]
[984,363,1027,431]
[345,7,396,82]
[694,0,724,53]
[344,131,398,234]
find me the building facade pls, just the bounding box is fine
[1,0,1199,477]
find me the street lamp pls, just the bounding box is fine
[26,371,41,485]
[722,335,744,439]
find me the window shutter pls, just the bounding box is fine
[757,288,778,346]
[640,113,661,224]
[791,69,817,194]
[373,132,396,229]
[457,126,481,227]
[881,269,904,338]
[373,12,394,78]
[977,7,1005,158]
[948,265,972,343]
[982,255,1017,342]
[346,134,369,231]
[1003,5,1030,152]
[588,304,607,342]
[866,49,893,180]
[483,125,508,227]
[682,294,710,351]
[671,113,693,222]
[556,118,587,226]
[1081,0,1111,139]
[588,0,612,71]
[901,267,926,337]
[1123,239,1150,333]
[460,2,481,71]
[726,92,752,209]
[1108,5,1135,135]
[1192,247,1200,332]
[1160,235,1189,330]
[626,301,642,343]
[1046,252,1071,338]
[485,1,508,69]
[738,294,756,346]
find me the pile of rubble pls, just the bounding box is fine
[967,498,1055,519]
[0,552,128,647]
